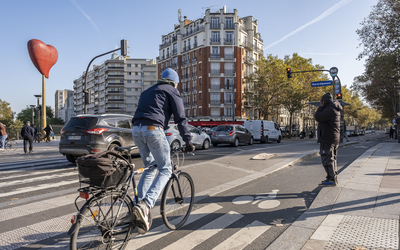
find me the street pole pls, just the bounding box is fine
[41,75,46,131]
[34,94,42,134]
[30,105,35,125]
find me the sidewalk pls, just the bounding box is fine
[267,142,400,250]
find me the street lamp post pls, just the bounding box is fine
[34,94,42,131]
[30,105,35,125]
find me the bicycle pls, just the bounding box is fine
[3,138,18,151]
[69,146,195,250]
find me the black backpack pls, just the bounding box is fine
[76,151,131,188]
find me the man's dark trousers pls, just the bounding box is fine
[23,136,33,153]
[319,143,338,181]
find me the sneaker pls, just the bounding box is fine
[134,200,151,234]
[320,179,337,186]
[29,151,34,153]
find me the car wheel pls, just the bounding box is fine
[66,154,77,163]
[231,137,239,147]
[249,137,254,145]
[171,140,181,151]
[212,143,218,147]
[202,139,210,150]
[277,136,282,143]
[108,143,121,159]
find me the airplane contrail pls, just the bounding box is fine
[264,0,354,50]
[70,0,101,33]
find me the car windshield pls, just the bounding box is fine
[63,117,98,130]
[216,126,233,132]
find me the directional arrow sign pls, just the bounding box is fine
[311,80,333,87]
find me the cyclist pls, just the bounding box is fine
[131,68,195,234]
[0,122,7,151]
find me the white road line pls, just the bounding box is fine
[0,172,77,188]
[0,167,75,181]
[0,163,71,173]
[212,220,270,250]
[0,180,78,198]
[162,211,243,250]
[128,203,223,249]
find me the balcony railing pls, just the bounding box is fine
[224,100,233,104]
[224,38,233,45]
[210,23,220,29]
[184,102,190,107]
[225,24,234,29]
[210,54,221,60]
[192,100,197,106]
[224,69,235,76]
[210,100,221,105]
[210,69,221,76]
[244,56,255,64]
[192,57,197,64]
[192,72,197,77]
[193,42,198,48]
[224,85,233,90]
[210,84,220,90]
[210,38,221,44]
[182,60,190,67]
[172,48,177,55]
[159,40,172,49]
[224,53,234,60]
[183,25,205,38]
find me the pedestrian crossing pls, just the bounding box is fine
[0,159,275,250]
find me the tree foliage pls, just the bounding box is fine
[16,105,64,126]
[0,99,13,127]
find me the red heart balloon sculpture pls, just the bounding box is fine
[27,39,58,78]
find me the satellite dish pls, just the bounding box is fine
[178,9,182,22]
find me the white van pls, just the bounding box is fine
[243,120,282,143]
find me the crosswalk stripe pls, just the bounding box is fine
[0,180,78,198]
[0,172,77,188]
[0,163,71,172]
[212,220,270,250]
[128,203,223,249]
[0,167,74,181]
[162,211,244,250]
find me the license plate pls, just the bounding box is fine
[68,136,81,140]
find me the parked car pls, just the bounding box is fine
[347,130,357,137]
[211,125,254,147]
[59,114,135,163]
[243,120,282,143]
[165,124,211,150]
[202,127,216,137]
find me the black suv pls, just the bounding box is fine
[59,114,135,163]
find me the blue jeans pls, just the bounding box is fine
[132,125,172,208]
[0,135,7,149]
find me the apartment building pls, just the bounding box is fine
[55,89,73,120]
[157,6,263,120]
[73,54,157,116]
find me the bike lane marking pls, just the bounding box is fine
[232,190,281,210]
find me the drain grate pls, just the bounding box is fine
[326,215,398,250]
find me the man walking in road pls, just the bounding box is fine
[315,93,342,186]
[21,121,35,154]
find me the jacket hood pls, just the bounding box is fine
[157,78,176,87]
[327,100,343,111]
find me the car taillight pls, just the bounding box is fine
[165,133,173,136]
[212,132,216,136]
[61,129,65,134]
[86,128,109,134]
[229,131,235,136]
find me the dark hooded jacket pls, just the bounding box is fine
[315,100,342,145]
[132,79,192,143]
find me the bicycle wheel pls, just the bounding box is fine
[7,140,18,151]
[70,191,134,250]
[160,172,194,230]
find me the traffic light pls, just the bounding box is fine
[120,39,129,56]
[286,68,292,79]
[336,93,342,99]
[37,105,41,111]
[85,90,91,104]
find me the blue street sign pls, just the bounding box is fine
[311,80,333,87]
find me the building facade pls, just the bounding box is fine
[73,54,157,116]
[157,6,263,120]
[55,89,74,122]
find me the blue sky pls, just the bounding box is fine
[0,0,377,115]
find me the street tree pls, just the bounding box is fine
[0,99,14,127]
[16,105,60,125]
[244,55,288,119]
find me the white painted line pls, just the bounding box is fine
[128,203,223,249]
[0,167,75,181]
[212,220,270,250]
[0,172,77,188]
[162,211,243,250]
[0,180,78,198]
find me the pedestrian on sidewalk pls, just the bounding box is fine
[343,120,349,142]
[315,92,342,186]
[44,124,53,142]
[389,126,394,139]
[21,121,35,154]
[0,122,7,151]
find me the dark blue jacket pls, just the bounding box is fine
[132,80,192,143]
[21,125,35,138]
[315,100,342,145]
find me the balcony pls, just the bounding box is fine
[193,42,198,48]
[106,82,124,86]
[225,24,235,30]
[210,84,220,90]
[210,38,221,45]
[210,54,221,60]
[241,42,254,50]
[192,57,197,64]
[106,74,124,79]
[184,102,190,107]
[105,90,124,95]
[172,48,177,55]
[193,86,197,91]
[106,107,125,112]
[172,35,177,42]
[210,100,221,105]
[210,69,221,76]
[224,38,233,45]
[159,40,172,49]
[105,66,124,71]
[182,60,191,67]
[224,100,233,105]
[244,56,255,64]
[192,72,197,77]
[224,85,234,91]
[106,98,124,103]
[224,69,235,76]
[224,53,234,60]
[210,23,220,29]
[183,25,205,38]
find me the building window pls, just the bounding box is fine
[135,64,138,67]
[199,92,202,100]
[127,80,131,83]
[127,64,131,67]
[135,72,138,75]
[127,88,131,91]
[225,17,234,29]
[127,72,131,75]
[211,17,219,29]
